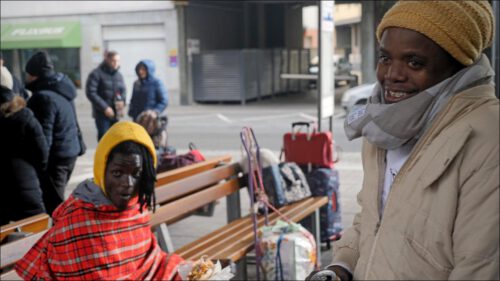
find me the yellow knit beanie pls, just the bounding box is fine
[376,0,495,66]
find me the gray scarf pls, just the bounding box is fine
[344,54,494,150]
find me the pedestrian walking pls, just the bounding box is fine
[86,50,126,140]
[128,59,168,121]
[25,51,83,215]
[307,1,498,280]
[128,59,169,152]
[15,121,184,280]
[0,79,48,225]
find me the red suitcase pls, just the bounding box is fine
[283,122,334,168]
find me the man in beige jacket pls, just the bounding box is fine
[307,1,499,280]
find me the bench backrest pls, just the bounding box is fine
[155,155,232,187]
[0,213,50,244]
[151,162,242,227]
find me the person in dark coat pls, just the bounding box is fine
[0,85,48,225]
[85,50,126,140]
[128,59,168,121]
[25,51,81,215]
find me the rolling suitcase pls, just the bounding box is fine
[306,167,342,246]
[283,122,334,168]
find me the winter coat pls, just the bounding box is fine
[332,84,499,280]
[0,100,48,224]
[26,73,80,159]
[128,60,168,120]
[86,61,126,118]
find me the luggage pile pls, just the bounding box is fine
[283,122,343,246]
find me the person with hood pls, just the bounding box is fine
[307,1,498,280]
[25,51,82,215]
[128,59,168,121]
[128,60,169,152]
[15,121,184,280]
[0,80,48,225]
[86,50,126,140]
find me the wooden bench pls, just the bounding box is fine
[0,213,50,244]
[1,160,326,280]
[0,155,233,280]
[150,162,328,279]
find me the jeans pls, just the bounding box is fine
[95,115,118,141]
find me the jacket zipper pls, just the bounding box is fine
[362,97,458,280]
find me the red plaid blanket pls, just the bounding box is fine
[15,195,183,280]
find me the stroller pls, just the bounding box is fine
[135,110,169,154]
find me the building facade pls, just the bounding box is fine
[1,1,181,106]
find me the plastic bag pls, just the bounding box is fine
[258,220,316,280]
[177,256,234,281]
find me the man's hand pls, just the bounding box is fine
[104,106,115,119]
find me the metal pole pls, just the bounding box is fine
[317,1,322,131]
[493,0,499,98]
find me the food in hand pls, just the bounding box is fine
[187,255,215,280]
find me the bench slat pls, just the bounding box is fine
[218,197,328,262]
[150,178,241,227]
[0,213,50,243]
[0,230,47,269]
[155,163,241,205]
[175,196,328,261]
[155,155,232,187]
[175,203,293,259]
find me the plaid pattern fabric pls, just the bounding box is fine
[15,195,183,281]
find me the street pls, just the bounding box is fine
[71,87,363,193]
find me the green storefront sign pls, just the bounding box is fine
[1,21,81,49]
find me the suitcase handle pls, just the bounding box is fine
[291,121,318,140]
[291,121,312,128]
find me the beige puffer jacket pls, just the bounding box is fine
[332,84,499,280]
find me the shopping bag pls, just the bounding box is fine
[283,122,333,168]
[247,162,312,209]
[259,220,317,281]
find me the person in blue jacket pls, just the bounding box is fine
[128,60,168,121]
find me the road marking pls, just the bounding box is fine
[299,113,317,121]
[171,114,216,121]
[216,113,232,123]
[241,113,298,121]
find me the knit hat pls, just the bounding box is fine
[25,51,55,78]
[93,121,157,194]
[376,0,494,66]
[1,66,14,90]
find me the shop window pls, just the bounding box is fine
[1,48,81,88]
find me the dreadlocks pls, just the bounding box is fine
[107,141,157,212]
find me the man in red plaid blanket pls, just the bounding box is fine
[15,121,184,280]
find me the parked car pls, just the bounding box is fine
[341,82,376,113]
[308,55,355,88]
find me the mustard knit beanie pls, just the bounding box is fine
[376,0,495,66]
